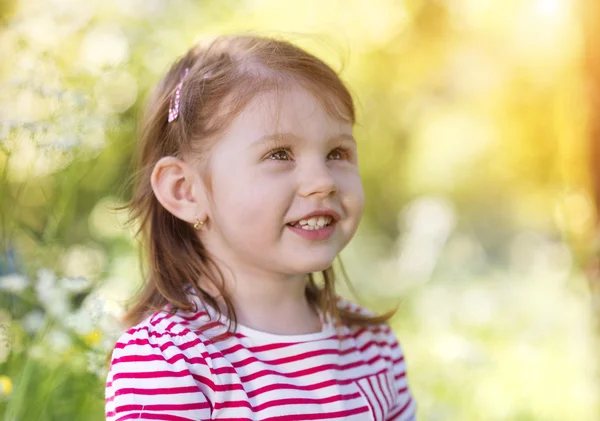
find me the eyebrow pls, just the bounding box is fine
[250,132,357,149]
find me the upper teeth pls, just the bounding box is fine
[297,216,332,230]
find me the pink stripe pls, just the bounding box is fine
[240,325,391,354]
[355,380,375,420]
[112,353,219,371]
[223,338,393,369]
[190,373,244,392]
[203,419,252,421]
[394,372,406,381]
[230,331,395,359]
[114,336,209,360]
[368,376,385,419]
[204,419,251,421]
[377,372,392,408]
[192,321,223,333]
[245,368,388,398]
[115,402,210,412]
[115,413,194,421]
[213,392,362,412]
[239,354,390,383]
[149,313,172,326]
[388,396,413,420]
[122,326,193,341]
[262,406,370,421]
[246,378,338,398]
[392,355,404,364]
[178,311,209,322]
[232,348,339,367]
[114,386,200,396]
[113,369,193,381]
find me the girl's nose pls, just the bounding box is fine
[298,164,338,198]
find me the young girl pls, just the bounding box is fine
[105,34,416,421]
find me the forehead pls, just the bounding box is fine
[218,87,353,148]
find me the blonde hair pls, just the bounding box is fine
[115,33,396,351]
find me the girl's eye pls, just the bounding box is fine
[267,149,291,161]
[328,148,346,160]
[265,146,351,161]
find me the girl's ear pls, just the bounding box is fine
[150,156,207,224]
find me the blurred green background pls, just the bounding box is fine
[1,0,598,420]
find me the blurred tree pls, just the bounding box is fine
[0,0,17,23]
[582,0,600,312]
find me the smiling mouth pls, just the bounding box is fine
[286,220,336,240]
[287,216,334,230]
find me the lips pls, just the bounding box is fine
[287,220,336,240]
[287,209,341,225]
[288,215,333,229]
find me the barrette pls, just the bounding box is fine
[168,67,190,123]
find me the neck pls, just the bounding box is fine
[199,257,322,335]
[229,275,322,335]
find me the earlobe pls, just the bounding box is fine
[150,156,199,224]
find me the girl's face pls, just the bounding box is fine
[199,86,364,276]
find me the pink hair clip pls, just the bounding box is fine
[168,67,190,123]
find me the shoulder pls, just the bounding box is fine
[336,296,406,358]
[336,296,397,338]
[335,295,379,317]
[105,310,215,420]
[106,309,217,384]
[109,310,206,358]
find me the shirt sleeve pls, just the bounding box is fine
[386,330,417,421]
[105,324,213,421]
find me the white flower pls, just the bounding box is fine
[36,268,56,288]
[35,268,70,317]
[0,274,29,293]
[64,309,94,335]
[85,350,107,379]
[21,310,46,334]
[82,292,122,350]
[60,276,92,294]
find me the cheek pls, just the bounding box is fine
[340,172,365,214]
[213,168,290,227]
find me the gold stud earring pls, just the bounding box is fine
[193,216,206,231]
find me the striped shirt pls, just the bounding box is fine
[105,293,416,421]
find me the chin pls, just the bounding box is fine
[292,256,336,274]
